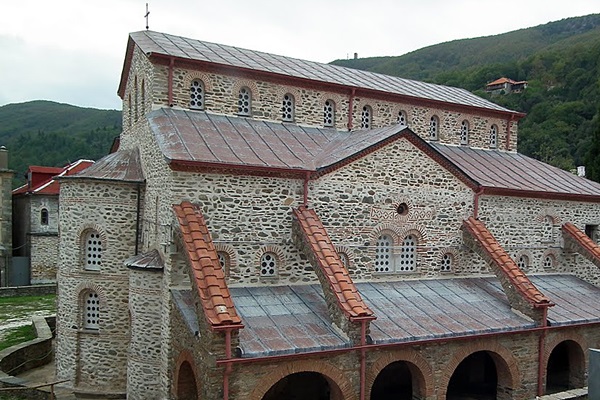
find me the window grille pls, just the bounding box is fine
[238,87,251,116]
[83,291,100,330]
[84,231,102,270]
[324,100,335,127]
[374,235,392,273]
[190,79,205,110]
[460,120,469,145]
[260,252,277,277]
[282,94,294,121]
[361,106,372,129]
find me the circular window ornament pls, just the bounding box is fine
[396,203,409,216]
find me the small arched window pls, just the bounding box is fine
[517,255,529,271]
[282,93,295,122]
[543,255,556,270]
[84,230,102,271]
[489,124,498,148]
[83,290,100,330]
[398,235,417,272]
[429,116,439,140]
[217,251,230,277]
[323,100,335,127]
[190,79,205,110]
[374,234,393,273]
[460,120,469,145]
[134,76,139,122]
[397,110,408,126]
[361,105,372,129]
[339,252,350,268]
[260,252,277,277]
[40,208,49,225]
[441,253,453,272]
[238,87,252,116]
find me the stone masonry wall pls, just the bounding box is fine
[55,179,140,393]
[29,234,58,284]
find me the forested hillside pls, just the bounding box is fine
[332,14,600,180]
[0,101,120,186]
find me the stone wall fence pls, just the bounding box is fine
[0,284,56,298]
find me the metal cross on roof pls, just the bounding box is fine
[144,3,150,30]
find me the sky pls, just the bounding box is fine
[1,1,598,110]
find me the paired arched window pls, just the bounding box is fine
[190,79,205,110]
[238,87,252,116]
[460,120,469,145]
[429,116,439,140]
[374,234,393,273]
[260,252,277,277]
[361,105,372,129]
[323,100,335,127]
[83,290,100,330]
[40,208,49,225]
[374,233,418,273]
[398,235,417,272]
[489,124,498,148]
[282,93,295,122]
[84,230,102,271]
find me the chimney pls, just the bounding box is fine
[354,52,358,60]
[577,166,586,177]
[0,146,8,170]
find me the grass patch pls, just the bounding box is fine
[0,324,35,352]
[0,294,56,323]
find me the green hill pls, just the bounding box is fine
[0,100,120,186]
[332,14,600,178]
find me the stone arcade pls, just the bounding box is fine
[55,31,600,399]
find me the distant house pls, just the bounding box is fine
[486,77,528,94]
[12,160,93,284]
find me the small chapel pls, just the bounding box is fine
[54,30,600,400]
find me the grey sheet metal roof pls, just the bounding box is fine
[124,249,164,271]
[129,31,515,114]
[432,143,600,199]
[64,148,145,183]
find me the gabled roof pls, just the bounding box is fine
[432,144,600,201]
[62,148,144,183]
[13,160,94,196]
[172,201,242,330]
[121,31,519,116]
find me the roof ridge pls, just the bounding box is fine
[562,222,600,268]
[173,201,243,329]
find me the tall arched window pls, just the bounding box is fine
[323,100,335,127]
[260,252,277,277]
[40,208,49,225]
[141,79,146,116]
[83,290,100,330]
[238,87,252,116]
[429,116,439,140]
[84,230,102,271]
[489,124,498,148]
[190,79,205,110]
[397,110,408,126]
[460,120,469,145]
[281,93,295,122]
[374,234,393,273]
[134,76,139,122]
[398,235,417,272]
[361,105,372,129]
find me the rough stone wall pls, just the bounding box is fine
[127,269,164,400]
[55,179,140,393]
[478,195,600,286]
[29,235,58,284]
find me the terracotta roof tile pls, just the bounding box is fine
[13,160,94,196]
[292,206,374,320]
[562,222,600,262]
[173,201,242,329]
[462,217,552,307]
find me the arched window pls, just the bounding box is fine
[543,254,556,270]
[238,87,252,116]
[460,120,469,145]
[134,76,139,122]
[40,208,49,225]
[374,234,393,273]
[217,251,230,277]
[398,235,417,272]
[189,79,205,110]
[260,252,277,277]
[282,93,295,122]
[361,105,372,129]
[517,255,529,271]
[128,94,132,128]
[84,230,102,271]
[397,110,408,126]
[339,252,350,268]
[441,253,453,272]
[489,124,498,148]
[543,215,554,242]
[323,100,335,127]
[83,290,100,330]
[141,79,146,116]
[429,116,439,140]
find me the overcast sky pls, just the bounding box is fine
[1,1,598,110]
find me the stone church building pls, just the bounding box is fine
[55,30,600,399]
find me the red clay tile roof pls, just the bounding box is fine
[462,217,552,307]
[292,206,374,320]
[487,77,515,86]
[562,222,600,263]
[173,201,242,329]
[13,160,94,195]
[123,31,517,115]
[64,149,144,183]
[432,143,600,201]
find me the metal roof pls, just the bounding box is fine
[129,31,516,114]
[64,148,144,183]
[432,143,600,199]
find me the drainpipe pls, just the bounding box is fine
[223,328,233,400]
[168,57,174,107]
[359,319,368,400]
[473,187,484,219]
[135,183,141,255]
[347,88,356,131]
[537,306,549,397]
[303,172,310,207]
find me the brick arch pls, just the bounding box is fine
[397,225,427,243]
[438,341,520,399]
[423,109,442,140]
[184,71,213,92]
[543,332,587,392]
[541,249,561,271]
[275,86,303,106]
[74,281,108,329]
[231,79,260,102]
[173,350,201,400]
[438,247,460,273]
[372,223,403,245]
[77,223,107,271]
[255,245,286,277]
[391,106,411,126]
[248,359,356,400]
[318,93,345,108]
[77,223,108,247]
[367,349,434,399]
[215,243,238,269]
[543,331,588,370]
[514,249,533,272]
[535,211,561,225]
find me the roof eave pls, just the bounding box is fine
[481,187,600,203]
[169,158,313,178]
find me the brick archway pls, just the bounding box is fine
[543,332,587,392]
[439,341,520,399]
[249,359,356,400]
[367,349,434,399]
[173,350,201,400]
